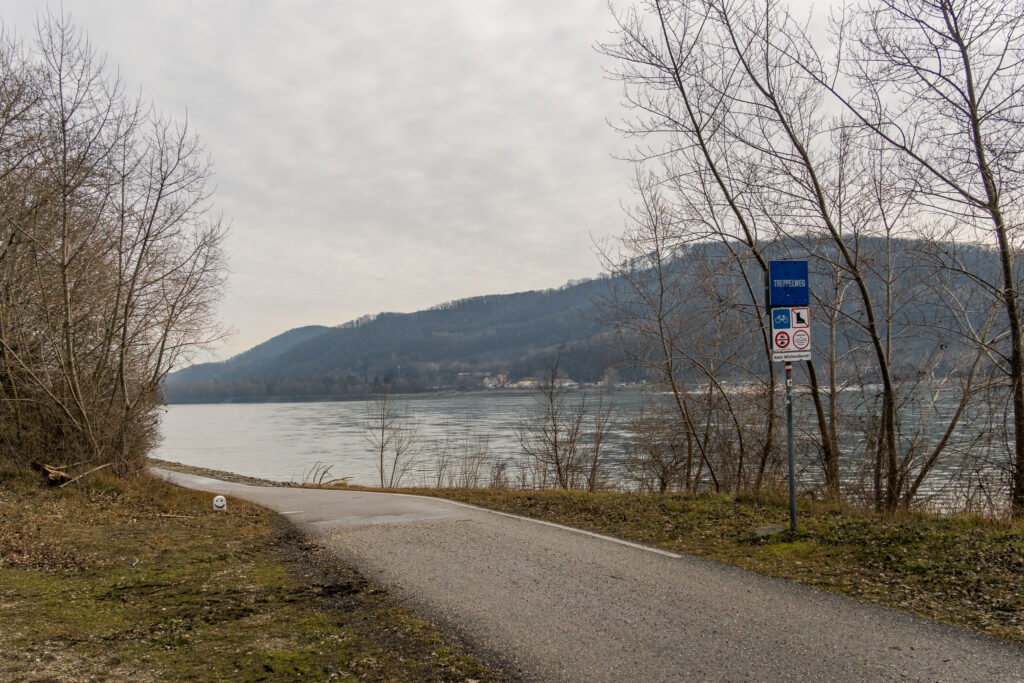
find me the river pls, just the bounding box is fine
[156,387,1008,511]
[157,392,641,487]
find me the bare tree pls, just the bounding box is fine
[813,0,1024,513]
[427,419,490,488]
[584,386,615,492]
[599,2,832,498]
[364,383,420,488]
[625,393,697,494]
[516,355,586,489]
[514,351,616,490]
[601,0,997,511]
[597,179,718,492]
[0,13,226,477]
[429,422,454,488]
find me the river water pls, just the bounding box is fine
[156,388,1008,510]
[156,392,641,487]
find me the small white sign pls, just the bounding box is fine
[773,350,812,362]
[213,495,227,511]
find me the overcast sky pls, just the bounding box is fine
[2,1,643,359]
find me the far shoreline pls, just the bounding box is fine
[163,384,649,406]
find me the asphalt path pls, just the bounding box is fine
[152,468,1024,681]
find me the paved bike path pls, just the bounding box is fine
[152,468,1024,681]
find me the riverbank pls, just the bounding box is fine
[151,459,1024,646]
[164,384,637,406]
[0,468,502,681]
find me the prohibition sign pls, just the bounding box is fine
[775,330,790,348]
[792,329,810,350]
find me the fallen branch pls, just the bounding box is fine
[59,462,113,488]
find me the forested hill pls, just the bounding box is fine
[164,236,1001,404]
[164,279,620,403]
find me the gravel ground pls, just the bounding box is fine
[153,468,1024,682]
[148,458,287,487]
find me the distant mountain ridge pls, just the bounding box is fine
[218,325,330,371]
[164,236,1002,404]
[165,279,620,403]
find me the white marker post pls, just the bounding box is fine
[768,261,810,533]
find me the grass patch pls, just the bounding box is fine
[0,470,500,681]
[413,487,1024,644]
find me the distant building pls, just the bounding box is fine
[505,376,578,390]
[482,373,509,389]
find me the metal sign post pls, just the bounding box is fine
[785,362,795,533]
[768,260,810,534]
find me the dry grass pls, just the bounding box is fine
[0,468,501,681]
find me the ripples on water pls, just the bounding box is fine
[157,393,642,486]
[157,389,1009,511]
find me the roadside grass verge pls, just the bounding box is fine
[414,487,1024,645]
[0,469,499,681]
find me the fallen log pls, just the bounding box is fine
[30,461,72,486]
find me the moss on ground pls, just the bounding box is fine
[0,470,501,681]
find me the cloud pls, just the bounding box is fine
[0,0,634,357]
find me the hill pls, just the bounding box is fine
[164,279,622,402]
[164,236,1001,404]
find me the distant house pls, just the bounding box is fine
[482,373,509,389]
[506,376,579,390]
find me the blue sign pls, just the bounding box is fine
[769,261,809,307]
[772,309,791,329]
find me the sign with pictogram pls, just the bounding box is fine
[771,305,811,361]
[792,329,810,350]
[766,261,812,535]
